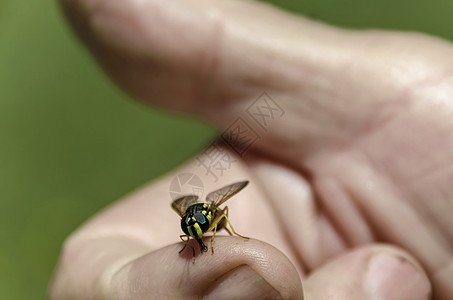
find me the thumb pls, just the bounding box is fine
[60,0,453,159]
[303,244,432,300]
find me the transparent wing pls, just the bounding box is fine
[206,181,249,208]
[171,195,199,216]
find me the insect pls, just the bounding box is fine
[171,180,250,263]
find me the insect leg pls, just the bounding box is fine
[179,235,196,263]
[221,206,250,239]
[210,224,218,255]
[179,235,191,253]
[207,210,249,255]
[224,227,233,236]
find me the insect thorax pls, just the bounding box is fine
[185,202,209,214]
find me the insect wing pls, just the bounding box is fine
[206,181,249,208]
[171,195,199,216]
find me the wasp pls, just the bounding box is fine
[171,180,249,263]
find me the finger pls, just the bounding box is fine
[304,244,431,300]
[107,237,302,299]
[121,237,302,299]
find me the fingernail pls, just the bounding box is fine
[366,253,431,300]
[203,265,282,300]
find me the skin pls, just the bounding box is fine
[49,0,453,298]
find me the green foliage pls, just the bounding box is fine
[0,1,214,299]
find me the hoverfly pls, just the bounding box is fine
[171,180,249,263]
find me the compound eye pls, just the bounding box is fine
[194,213,206,224]
[181,215,191,235]
[187,214,196,225]
[193,212,209,231]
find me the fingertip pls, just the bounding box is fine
[365,252,431,300]
[304,245,432,300]
[201,237,303,300]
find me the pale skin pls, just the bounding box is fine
[50,0,453,298]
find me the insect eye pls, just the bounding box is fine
[193,212,209,232]
[181,215,192,235]
[194,213,207,224]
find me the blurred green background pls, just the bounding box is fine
[1,0,453,299]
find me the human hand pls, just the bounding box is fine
[50,0,453,298]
